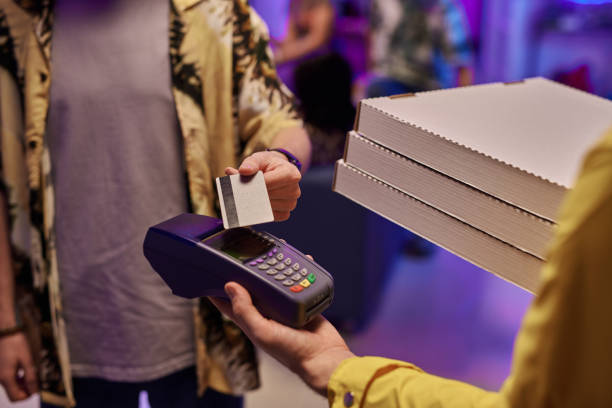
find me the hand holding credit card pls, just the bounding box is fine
[216,171,274,229]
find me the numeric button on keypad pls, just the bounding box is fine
[266,269,277,275]
[276,253,285,261]
[257,264,270,270]
[266,258,278,265]
[282,279,294,286]
[291,273,302,282]
[274,273,285,281]
[292,263,300,271]
[300,268,308,276]
[284,258,292,266]
[275,263,286,271]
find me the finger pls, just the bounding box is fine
[21,353,38,394]
[273,210,291,221]
[225,167,239,176]
[303,314,327,332]
[267,184,301,200]
[270,198,297,213]
[263,167,301,191]
[225,282,272,342]
[238,156,261,175]
[1,375,28,402]
[305,255,314,261]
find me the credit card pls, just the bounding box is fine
[216,171,274,229]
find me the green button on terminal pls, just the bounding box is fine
[307,273,316,283]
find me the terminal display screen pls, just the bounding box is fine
[201,228,274,262]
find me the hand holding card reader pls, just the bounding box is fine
[143,213,334,328]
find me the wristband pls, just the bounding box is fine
[266,148,302,172]
[0,324,23,338]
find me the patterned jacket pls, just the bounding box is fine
[0,0,301,406]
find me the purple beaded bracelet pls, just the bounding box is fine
[266,148,302,172]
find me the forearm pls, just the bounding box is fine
[276,36,324,64]
[329,356,501,408]
[270,126,312,173]
[0,191,17,328]
[276,7,333,64]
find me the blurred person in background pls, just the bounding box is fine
[0,0,309,407]
[273,0,336,92]
[274,0,336,67]
[294,53,355,167]
[367,0,474,97]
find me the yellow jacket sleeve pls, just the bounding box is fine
[328,356,500,407]
[328,127,612,408]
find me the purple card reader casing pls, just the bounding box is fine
[143,213,334,328]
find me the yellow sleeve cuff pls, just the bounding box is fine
[327,356,422,407]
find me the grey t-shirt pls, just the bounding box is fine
[47,0,196,381]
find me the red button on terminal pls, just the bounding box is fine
[290,285,303,293]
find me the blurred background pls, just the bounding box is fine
[247,0,611,404]
[256,0,612,98]
[3,0,611,406]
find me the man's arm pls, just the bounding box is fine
[229,3,312,221]
[226,125,311,221]
[269,126,312,173]
[0,191,38,402]
[210,282,498,407]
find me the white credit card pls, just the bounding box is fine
[216,171,274,229]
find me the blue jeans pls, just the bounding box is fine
[41,366,243,408]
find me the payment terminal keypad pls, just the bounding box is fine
[248,245,317,294]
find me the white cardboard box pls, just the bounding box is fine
[354,77,612,222]
[336,78,612,292]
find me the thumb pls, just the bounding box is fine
[225,283,268,338]
[238,155,263,175]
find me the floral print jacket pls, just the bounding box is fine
[0,0,301,406]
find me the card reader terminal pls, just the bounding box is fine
[143,213,334,328]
